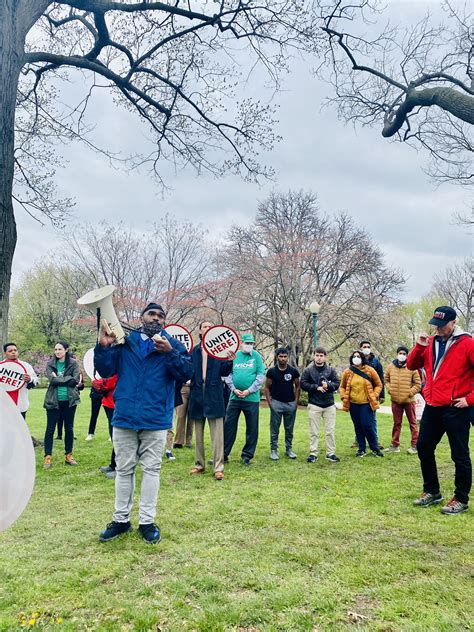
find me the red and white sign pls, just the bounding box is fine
[0,360,27,404]
[164,324,194,353]
[202,325,239,360]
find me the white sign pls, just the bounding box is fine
[164,324,194,353]
[83,347,101,380]
[202,325,239,360]
[0,390,36,532]
[0,360,27,393]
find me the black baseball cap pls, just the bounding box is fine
[428,306,457,327]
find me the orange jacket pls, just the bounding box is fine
[339,365,382,412]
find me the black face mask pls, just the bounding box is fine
[142,322,164,338]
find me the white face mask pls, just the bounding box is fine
[397,354,407,363]
[361,347,371,356]
[352,357,362,366]
[242,344,254,354]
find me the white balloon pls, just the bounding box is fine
[0,390,36,532]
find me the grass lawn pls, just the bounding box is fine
[0,390,472,631]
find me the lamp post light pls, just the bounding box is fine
[309,301,320,350]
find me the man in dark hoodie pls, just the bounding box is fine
[407,306,474,515]
[301,347,340,463]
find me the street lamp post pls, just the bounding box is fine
[309,301,320,350]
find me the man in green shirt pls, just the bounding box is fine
[223,333,265,465]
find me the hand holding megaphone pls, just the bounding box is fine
[99,319,117,347]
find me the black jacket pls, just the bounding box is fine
[188,344,233,420]
[366,353,385,400]
[300,363,340,408]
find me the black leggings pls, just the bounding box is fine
[88,391,103,434]
[45,402,77,456]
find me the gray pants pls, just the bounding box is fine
[270,400,297,451]
[112,427,167,525]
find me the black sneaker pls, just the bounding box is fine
[307,455,317,463]
[241,457,251,466]
[413,492,443,507]
[371,450,384,458]
[100,465,114,473]
[355,450,366,457]
[99,521,131,542]
[173,443,183,449]
[326,454,340,462]
[138,523,161,544]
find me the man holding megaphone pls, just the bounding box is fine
[94,302,193,544]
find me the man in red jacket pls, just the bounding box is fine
[407,306,473,514]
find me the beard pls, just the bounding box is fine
[141,322,164,338]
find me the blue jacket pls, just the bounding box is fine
[188,344,233,420]
[366,353,385,400]
[94,330,193,431]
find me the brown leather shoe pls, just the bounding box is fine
[190,467,205,475]
[43,455,52,469]
[214,471,224,480]
[65,453,78,466]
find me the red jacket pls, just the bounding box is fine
[93,375,118,409]
[407,329,474,407]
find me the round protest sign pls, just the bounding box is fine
[202,325,239,360]
[0,389,36,532]
[83,347,101,380]
[0,360,27,399]
[164,324,194,353]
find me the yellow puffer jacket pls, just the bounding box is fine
[384,361,421,404]
[339,365,382,412]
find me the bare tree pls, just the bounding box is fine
[319,0,474,185]
[433,257,473,331]
[225,190,405,367]
[1,0,337,342]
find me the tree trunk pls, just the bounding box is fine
[0,2,24,344]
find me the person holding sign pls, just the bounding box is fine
[189,322,235,480]
[3,342,41,447]
[224,333,265,466]
[95,302,193,544]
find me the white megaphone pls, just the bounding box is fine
[77,285,126,344]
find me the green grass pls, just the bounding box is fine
[0,390,472,631]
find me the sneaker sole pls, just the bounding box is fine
[441,506,468,515]
[414,497,444,507]
[99,527,132,542]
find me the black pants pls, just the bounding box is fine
[56,407,64,439]
[45,402,77,456]
[88,391,103,435]
[417,405,471,504]
[224,399,259,460]
[104,406,116,469]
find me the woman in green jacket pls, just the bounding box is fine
[43,341,81,469]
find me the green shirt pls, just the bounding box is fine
[230,350,265,403]
[56,360,68,402]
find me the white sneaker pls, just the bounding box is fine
[407,447,418,455]
[383,445,400,453]
[165,450,176,461]
[85,434,94,442]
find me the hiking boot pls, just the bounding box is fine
[99,521,131,542]
[165,450,175,461]
[355,450,366,458]
[85,434,94,442]
[326,454,340,463]
[138,523,161,544]
[407,446,418,455]
[307,454,317,463]
[65,453,78,465]
[384,445,400,453]
[270,450,279,461]
[371,450,384,458]
[43,455,52,469]
[413,492,443,507]
[285,450,297,460]
[440,497,468,515]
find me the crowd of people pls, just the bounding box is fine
[3,303,472,543]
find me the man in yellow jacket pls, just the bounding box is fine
[384,345,422,454]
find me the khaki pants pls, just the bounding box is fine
[308,403,336,456]
[193,417,224,473]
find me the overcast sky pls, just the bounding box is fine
[12,0,472,302]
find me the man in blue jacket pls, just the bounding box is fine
[95,302,193,544]
[189,321,234,480]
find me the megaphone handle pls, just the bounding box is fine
[96,307,101,332]
[101,318,113,335]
